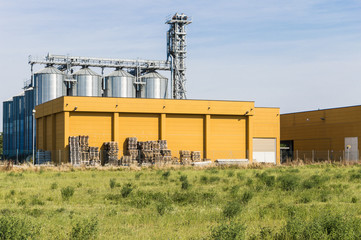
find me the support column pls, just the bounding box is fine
[246,115,254,163]
[64,112,69,163]
[112,112,119,158]
[204,114,210,160]
[160,113,166,140]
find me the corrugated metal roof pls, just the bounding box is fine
[140,71,167,79]
[107,69,135,78]
[35,66,63,74]
[73,68,101,76]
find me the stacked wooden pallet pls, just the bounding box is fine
[104,141,119,165]
[126,137,139,162]
[69,136,80,165]
[89,147,100,165]
[180,150,192,165]
[191,151,201,162]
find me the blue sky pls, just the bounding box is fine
[1,0,361,128]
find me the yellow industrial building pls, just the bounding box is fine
[281,105,361,161]
[35,96,280,164]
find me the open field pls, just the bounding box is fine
[1,163,361,239]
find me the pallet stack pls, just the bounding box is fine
[191,151,201,162]
[79,135,90,164]
[126,137,139,162]
[69,136,80,165]
[104,141,119,165]
[180,150,192,165]
[89,147,100,165]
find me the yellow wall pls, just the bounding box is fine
[281,106,361,151]
[166,114,204,158]
[118,113,159,153]
[35,96,280,164]
[69,112,113,148]
[209,115,246,160]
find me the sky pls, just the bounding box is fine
[0,0,361,129]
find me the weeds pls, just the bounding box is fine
[210,221,245,240]
[223,200,241,219]
[0,215,39,239]
[70,217,98,240]
[121,183,133,198]
[61,186,75,201]
[278,174,299,191]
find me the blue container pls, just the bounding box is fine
[24,88,35,157]
[2,100,13,159]
[13,94,25,161]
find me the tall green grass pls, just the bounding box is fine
[0,164,361,239]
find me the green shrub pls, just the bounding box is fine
[0,215,39,239]
[30,195,45,206]
[109,178,116,189]
[256,172,276,187]
[162,171,171,180]
[156,201,173,216]
[121,183,133,198]
[181,180,190,190]
[50,182,58,190]
[200,175,208,184]
[70,217,98,240]
[302,175,325,189]
[209,176,221,183]
[280,212,361,239]
[223,200,241,219]
[61,186,75,201]
[229,184,240,196]
[227,171,235,177]
[278,174,299,191]
[210,221,245,240]
[352,197,357,203]
[179,175,188,182]
[241,190,253,204]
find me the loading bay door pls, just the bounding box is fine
[253,138,276,164]
[345,137,358,161]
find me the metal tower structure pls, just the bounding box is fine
[166,13,192,99]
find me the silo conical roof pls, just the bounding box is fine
[73,68,101,76]
[35,66,63,74]
[140,71,167,79]
[107,69,135,78]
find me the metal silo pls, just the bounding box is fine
[24,88,35,157]
[140,71,168,99]
[2,99,13,159]
[72,67,102,97]
[104,69,136,98]
[13,93,25,160]
[35,66,66,105]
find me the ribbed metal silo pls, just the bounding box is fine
[140,71,168,99]
[34,66,66,105]
[104,69,136,98]
[2,99,13,159]
[13,93,25,160]
[72,68,102,97]
[24,88,35,157]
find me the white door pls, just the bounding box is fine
[253,138,276,164]
[345,137,358,161]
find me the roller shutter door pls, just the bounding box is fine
[253,138,276,163]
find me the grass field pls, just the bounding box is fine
[1,163,361,239]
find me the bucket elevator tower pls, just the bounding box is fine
[166,13,192,99]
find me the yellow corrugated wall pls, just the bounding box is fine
[209,115,246,160]
[166,114,204,158]
[69,112,112,148]
[118,113,159,154]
